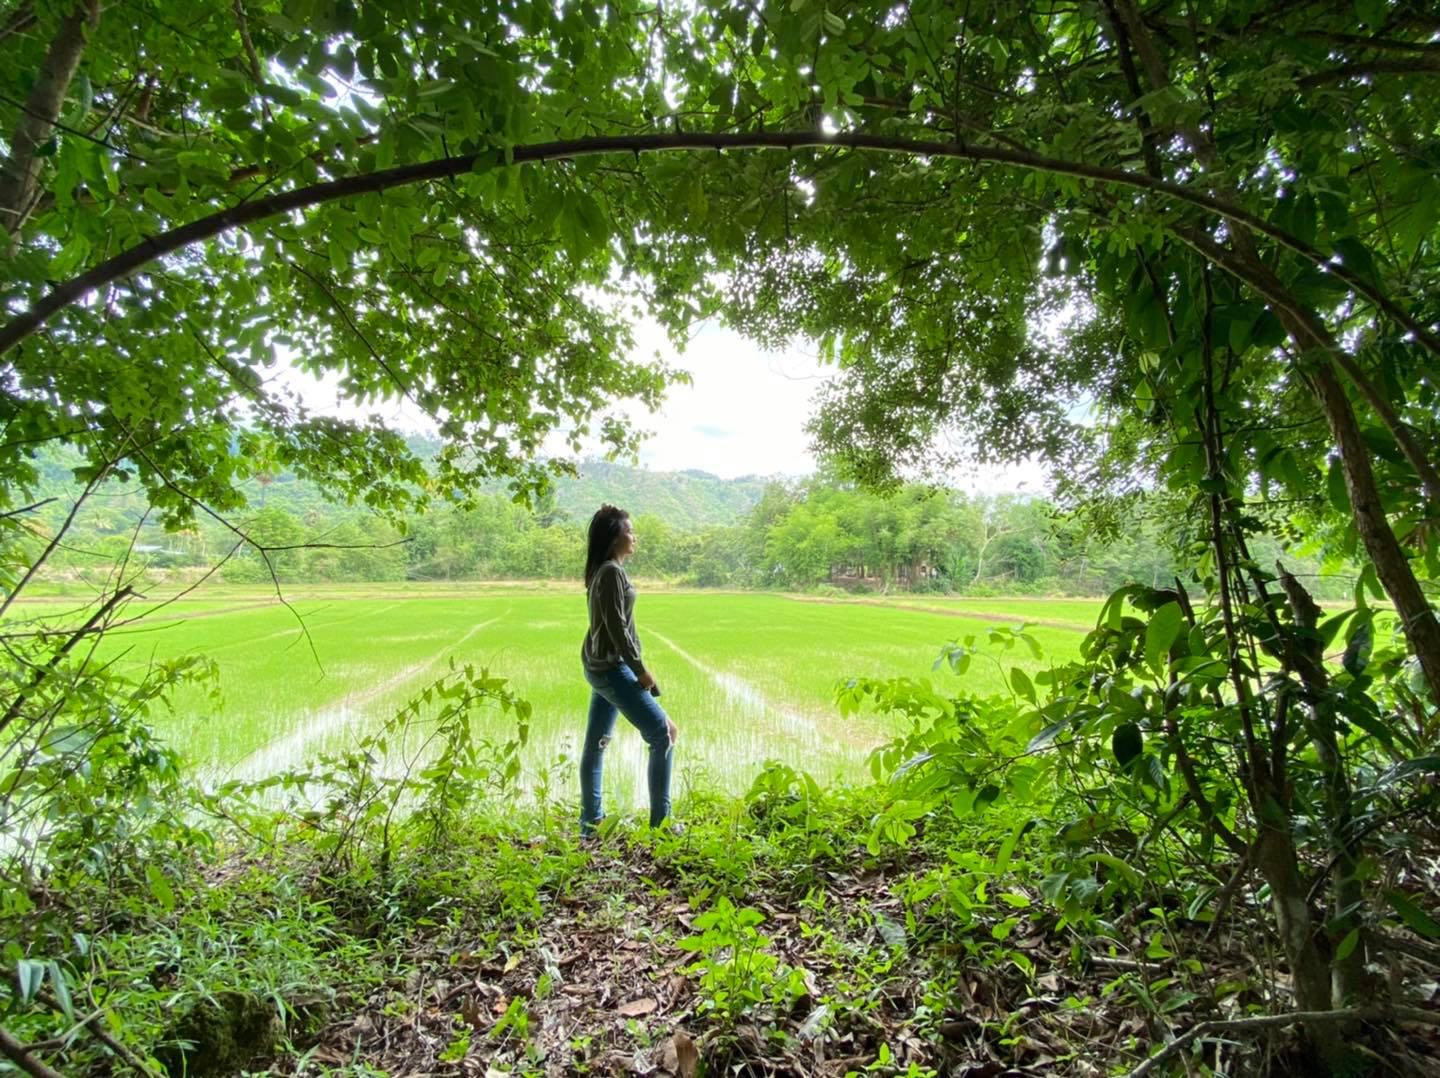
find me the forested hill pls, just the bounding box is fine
[519,460,769,528]
[27,440,1350,597]
[370,436,768,526]
[28,440,770,532]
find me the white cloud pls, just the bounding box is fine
[614,319,829,479]
[271,312,1049,494]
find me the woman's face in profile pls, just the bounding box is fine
[613,517,636,559]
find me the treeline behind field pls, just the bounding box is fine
[30,453,1350,597]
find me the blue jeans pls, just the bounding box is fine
[580,663,672,834]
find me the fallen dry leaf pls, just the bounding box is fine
[459,995,486,1032]
[658,1029,699,1077]
[617,996,659,1017]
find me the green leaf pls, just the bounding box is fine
[1146,932,1175,959]
[46,960,74,1019]
[1334,927,1361,963]
[1112,722,1142,768]
[1144,602,1183,671]
[259,83,304,108]
[686,178,709,223]
[558,191,596,261]
[1333,237,1380,285]
[141,187,174,217]
[209,82,252,110]
[146,864,176,912]
[1354,0,1387,28]
[1376,756,1440,789]
[1039,872,1069,904]
[995,819,1026,874]
[1028,719,1068,753]
[1342,620,1372,677]
[1081,852,1142,891]
[1387,891,1440,939]
[16,959,44,1002]
[1327,458,1350,515]
[1227,309,1257,354]
[1139,754,1166,789]
[1252,309,1287,349]
[1009,666,1036,703]
[1354,562,1381,610]
[1346,708,1397,751]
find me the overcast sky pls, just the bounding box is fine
[584,318,829,480]
[274,314,1047,493]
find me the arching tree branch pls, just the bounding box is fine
[4,130,1438,362]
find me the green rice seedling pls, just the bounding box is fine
[80,589,1090,813]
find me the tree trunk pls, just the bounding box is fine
[1274,566,1366,1005]
[1254,825,1347,1065]
[1303,359,1440,702]
[0,0,100,237]
[1176,229,1440,703]
[1329,348,1440,511]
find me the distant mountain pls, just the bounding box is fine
[27,438,780,535]
[552,460,771,528]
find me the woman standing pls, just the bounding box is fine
[580,504,679,837]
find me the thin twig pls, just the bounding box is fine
[0,440,124,620]
[1128,1007,1440,1078]
[0,498,56,520]
[120,439,324,671]
[231,0,272,122]
[0,586,134,737]
[35,988,159,1077]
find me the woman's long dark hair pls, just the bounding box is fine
[584,504,629,588]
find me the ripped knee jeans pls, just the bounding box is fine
[579,662,673,835]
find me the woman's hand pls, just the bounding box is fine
[638,669,657,692]
[666,717,679,745]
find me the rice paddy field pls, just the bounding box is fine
[25,585,1105,814]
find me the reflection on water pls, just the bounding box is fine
[217,704,365,784]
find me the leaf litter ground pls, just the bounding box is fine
[252,817,1440,1078]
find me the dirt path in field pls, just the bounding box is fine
[224,612,507,781]
[784,594,1095,633]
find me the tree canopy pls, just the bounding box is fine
[4,0,1440,1063]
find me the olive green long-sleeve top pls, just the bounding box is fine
[581,559,646,676]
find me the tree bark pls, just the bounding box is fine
[1255,827,1335,1015]
[1301,358,1440,701]
[0,0,99,236]
[1176,228,1440,704]
[1274,567,1366,1005]
[0,1025,64,1078]
[1328,348,1440,510]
